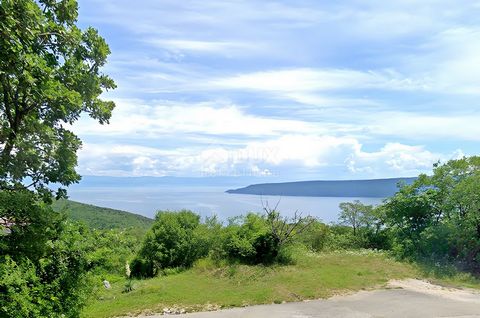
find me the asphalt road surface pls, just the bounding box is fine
[138,279,480,318]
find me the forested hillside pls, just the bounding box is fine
[53,200,153,231]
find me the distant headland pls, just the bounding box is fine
[226,177,416,198]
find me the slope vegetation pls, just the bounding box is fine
[53,199,153,230]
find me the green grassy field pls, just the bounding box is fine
[53,199,153,230]
[82,249,419,318]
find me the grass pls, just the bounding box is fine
[414,260,480,290]
[82,248,419,318]
[52,199,153,231]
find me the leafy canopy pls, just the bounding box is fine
[0,0,115,200]
[339,200,374,236]
[384,156,480,267]
[131,210,209,277]
[0,1,116,316]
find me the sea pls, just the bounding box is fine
[67,184,384,224]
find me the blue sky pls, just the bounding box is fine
[72,0,480,180]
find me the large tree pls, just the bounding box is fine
[0,1,115,316]
[0,0,115,200]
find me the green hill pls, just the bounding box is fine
[52,199,153,231]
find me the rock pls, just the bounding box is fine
[103,280,111,289]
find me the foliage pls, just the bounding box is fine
[53,199,153,231]
[0,0,115,199]
[0,189,63,260]
[0,0,115,316]
[339,200,374,236]
[219,213,280,264]
[131,210,209,277]
[302,201,391,251]
[131,209,310,277]
[296,220,330,251]
[0,193,93,318]
[262,200,315,249]
[122,279,134,294]
[383,156,480,271]
[0,256,39,317]
[86,228,144,276]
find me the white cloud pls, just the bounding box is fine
[347,143,446,175]
[73,0,480,179]
[77,135,462,178]
[146,39,262,56]
[210,68,428,93]
[416,27,480,94]
[71,99,323,138]
[77,144,172,176]
[369,111,480,141]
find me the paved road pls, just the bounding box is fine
[140,280,480,318]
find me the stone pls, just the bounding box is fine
[103,280,111,289]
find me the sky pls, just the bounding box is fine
[72,0,480,180]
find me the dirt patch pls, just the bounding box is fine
[387,278,480,304]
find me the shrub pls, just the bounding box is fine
[0,191,93,318]
[297,220,330,252]
[131,210,209,277]
[130,256,156,278]
[0,256,39,317]
[220,213,281,264]
[122,279,135,293]
[86,228,143,275]
[0,229,93,317]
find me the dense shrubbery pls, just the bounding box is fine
[0,190,145,317]
[130,210,211,277]
[218,213,281,264]
[0,192,93,318]
[86,228,144,276]
[129,204,398,279]
[325,157,480,273]
[130,210,311,277]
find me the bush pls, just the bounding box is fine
[360,228,392,250]
[132,210,312,274]
[0,191,93,318]
[131,210,209,277]
[86,228,143,275]
[297,220,330,251]
[0,256,39,317]
[130,256,156,278]
[219,213,281,264]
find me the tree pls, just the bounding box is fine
[0,1,115,316]
[0,0,115,200]
[338,200,373,236]
[262,199,314,248]
[382,156,480,268]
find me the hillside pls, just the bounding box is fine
[52,199,153,230]
[226,177,416,198]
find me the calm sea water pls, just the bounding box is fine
[67,185,384,223]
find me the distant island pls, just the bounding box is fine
[226,177,416,198]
